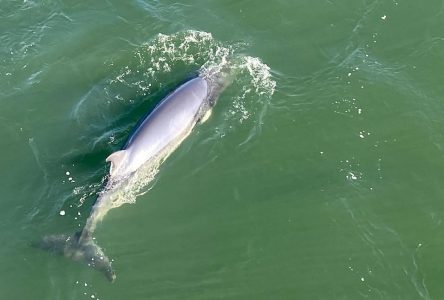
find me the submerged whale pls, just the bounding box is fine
[36,71,229,281]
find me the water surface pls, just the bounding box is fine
[1,0,444,299]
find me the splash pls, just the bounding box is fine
[109,30,233,96]
[228,56,276,123]
[109,30,275,122]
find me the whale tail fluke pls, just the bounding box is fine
[34,231,116,282]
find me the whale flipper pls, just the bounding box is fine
[199,109,212,123]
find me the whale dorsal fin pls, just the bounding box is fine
[106,150,127,177]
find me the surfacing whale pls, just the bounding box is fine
[36,69,230,281]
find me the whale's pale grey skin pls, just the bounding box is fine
[37,73,227,281]
[108,76,210,179]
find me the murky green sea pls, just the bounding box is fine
[1,0,444,299]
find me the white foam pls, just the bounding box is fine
[110,30,275,126]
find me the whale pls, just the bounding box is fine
[36,70,230,281]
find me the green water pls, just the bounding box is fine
[1,0,444,299]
